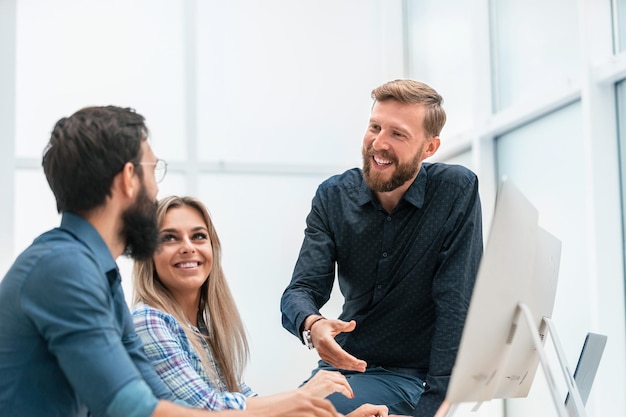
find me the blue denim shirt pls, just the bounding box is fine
[281,162,483,416]
[0,212,176,417]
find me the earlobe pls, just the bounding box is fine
[426,136,441,157]
[117,162,137,198]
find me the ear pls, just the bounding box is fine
[423,136,441,159]
[114,162,138,199]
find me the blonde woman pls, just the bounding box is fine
[132,196,388,417]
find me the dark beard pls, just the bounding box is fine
[362,146,422,192]
[121,185,158,261]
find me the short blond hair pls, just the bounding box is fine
[371,79,446,137]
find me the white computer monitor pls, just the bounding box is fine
[446,179,562,403]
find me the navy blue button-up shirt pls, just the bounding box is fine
[0,212,175,417]
[281,162,483,416]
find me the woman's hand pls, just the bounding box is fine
[297,369,354,399]
[246,391,341,417]
[345,403,389,417]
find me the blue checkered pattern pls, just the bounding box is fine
[133,302,256,410]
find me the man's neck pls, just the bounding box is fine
[80,205,125,259]
[374,175,416,214]
[375,189,404,214]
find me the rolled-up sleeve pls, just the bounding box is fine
[105,379,160,417]
[21,252,157,417]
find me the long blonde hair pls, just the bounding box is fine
[133,195,249,392]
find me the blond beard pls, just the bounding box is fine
[362,147,422,192]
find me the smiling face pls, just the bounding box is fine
[362,100,439,193]
[153,205,213,303]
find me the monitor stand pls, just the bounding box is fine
[437,303,605,417]
[517,303,586,417]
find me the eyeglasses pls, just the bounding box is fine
[134,159,168,183]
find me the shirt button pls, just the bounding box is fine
[386,216,392,222]
[382,252,388,257]
[377,284,382,289]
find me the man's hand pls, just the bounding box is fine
[309,318,367,372]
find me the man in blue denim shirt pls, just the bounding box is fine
[281,80,483,417]
[0,106,343,417]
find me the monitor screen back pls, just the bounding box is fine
[446,180,561,403]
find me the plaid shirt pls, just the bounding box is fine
[132,302,256,410]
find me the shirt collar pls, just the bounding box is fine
[356,164,428,209]
[60,212,120,284]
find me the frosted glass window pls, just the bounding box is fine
[405,0,486,137]
[15,0,187,160]
[617,80,626,269]
[441,150,474,171]
[618,0,626,52]
[155,172,189,201]
[491,0,580,110]
[495,102,587,416]
[495,104,586,324]
[15,169,59,256]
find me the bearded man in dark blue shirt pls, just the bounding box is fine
[281,79,484,417]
